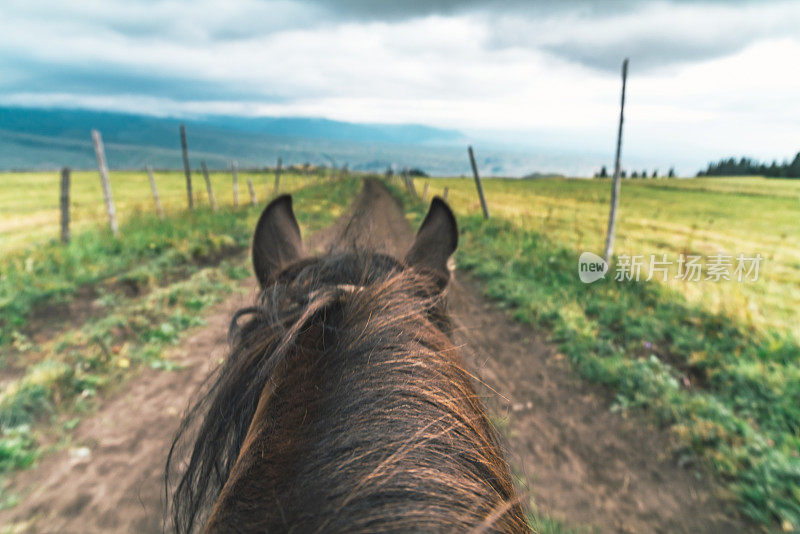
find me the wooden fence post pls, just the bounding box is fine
[146,165,165,220]
[322,154,336,181]
[603,58,629,263]
[274,157,282,196]
[200,161,218,211]
[60,167,70,243]
[247,177,257,206]
[442,187,449,202]
[232,160,240,208]
[468,146,490,219]
[403,167,418,199]
[180,124,194,210]
[91,129,119,236]
[422,182,429,202]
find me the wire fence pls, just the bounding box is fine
[0,167,330,252]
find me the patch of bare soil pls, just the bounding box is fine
[0,179,749,533]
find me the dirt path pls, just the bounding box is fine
[448,281,745,533]
[1,179,746,533]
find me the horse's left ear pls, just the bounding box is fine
[252,195,304,288]
[405,197,458,288]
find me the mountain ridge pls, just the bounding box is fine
[0,106,466,171]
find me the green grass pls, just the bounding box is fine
[0,169,320,250]
[0,170,334,347]
[398,176,800,529]
[0,175,359,478]
[425,176,800,340]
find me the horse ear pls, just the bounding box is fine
[252,195,304,287]
[405,197,458,288]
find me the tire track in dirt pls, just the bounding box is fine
[0,179,747,533]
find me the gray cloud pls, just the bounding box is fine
[309,0,798,73]
[6,0,791,77]
[0,0,324,44]
[308,0,635,20]
[540,34,757,74]
[0,58,280,103]
[489,1,800,73]
[308,0,764,22]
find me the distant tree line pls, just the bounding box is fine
[594,165,675,178]
[697,152,800,178]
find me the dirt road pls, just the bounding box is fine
[0,179,745,533]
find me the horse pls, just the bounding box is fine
[166,191,529,533]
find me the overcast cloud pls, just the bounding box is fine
[0,0,799,171]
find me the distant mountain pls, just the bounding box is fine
[199,115,464,146]
[0,106,466,171]
[0,106,611,176]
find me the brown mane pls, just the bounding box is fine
[166,196,529,533]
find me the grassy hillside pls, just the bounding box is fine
[402,175,800,529]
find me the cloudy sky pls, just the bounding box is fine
[1,0,799,170]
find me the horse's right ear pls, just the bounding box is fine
[252,195,304,288]
[405,197,458,289]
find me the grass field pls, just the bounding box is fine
[403,175,800,529]
[0,169,322,250]
[428,176,800,340]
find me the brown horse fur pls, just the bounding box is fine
[166,194,529,533]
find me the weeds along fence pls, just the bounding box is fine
[0,165,329,252]
[2,163,452,254]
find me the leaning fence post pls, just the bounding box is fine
[60,167,70,243]
[91,129,119,236]
[603,58,629,263]
[468,146,489,219]
[274,157,282,196]
[200,161,218,211]
[442,187,449,202]
[180,124,194,210]
[421,182,429,203]
[146,165,165,220]
[247,177,257,206]
[232,160,240,208]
